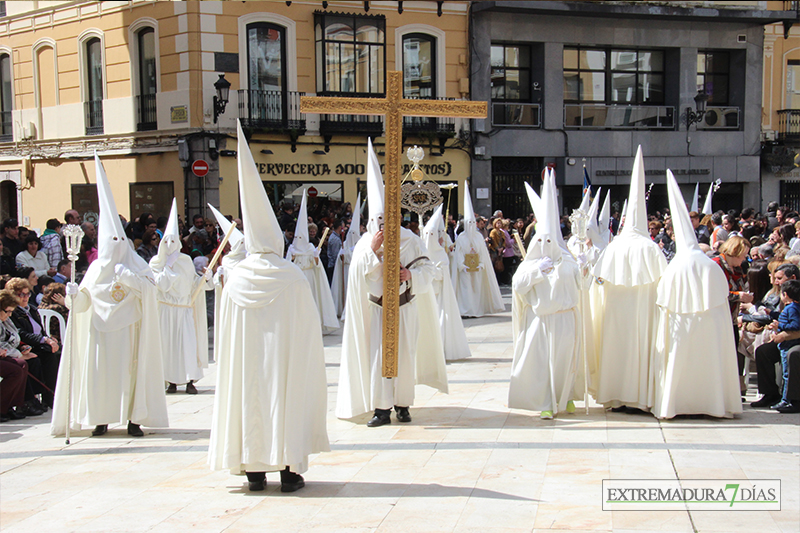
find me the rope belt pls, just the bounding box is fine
[367,255,428,309]
[157,301,193,309]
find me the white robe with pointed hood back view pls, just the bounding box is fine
[51,154,167,435]
[422,204,471,361]
[452,188,505,317]
[286,189,339,333]
[592,147,667,411]
[150,198,209,385]
[336,139,447,419]
[331,194,361,318]
[653,171,742,419]
[209,121,329,475]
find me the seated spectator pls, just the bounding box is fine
[648,220,663,241]
[0,344,28,422]
[15,267,40,300]
[6,278,60,409]
[0,288,46,416]
[16,234,55,279]
[38,283,68,345]
[52,260,70,285]
[136,228,160,263]
[1,218,22,258]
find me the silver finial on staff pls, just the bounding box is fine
[62,223,84,445]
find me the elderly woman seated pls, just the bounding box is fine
[16,234,56,279]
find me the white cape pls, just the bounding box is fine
[51,268,168,434]
[336,229,448,419]
[208,252,330,474]
[429,245,471,361]
[151,254,210,384]
[288,247,339,333]
[509,258,582,414]
[330,248,350,318]
[451,233,505,317]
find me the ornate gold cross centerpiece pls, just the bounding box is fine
[301,71,486,377]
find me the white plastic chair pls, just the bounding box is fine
[38,309,66,342]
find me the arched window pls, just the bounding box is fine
[402,33,436,98]
[85,37,104,135]
[243,22,287,127]
[136,27,157,130]
[0,53,12,141]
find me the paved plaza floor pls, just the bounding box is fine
[1,289,798,532]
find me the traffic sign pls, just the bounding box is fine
[192,160,209,177]
[308,186,318,198]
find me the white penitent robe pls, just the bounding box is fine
[509,258,582,413]
[51,267,168,434]
[330,248,350,318]
[452,234,505,317]
[288,247,339,333]
[209,253,330,475]
[337,229,448,418]
[152,255,210,384]
[428,244,471,361]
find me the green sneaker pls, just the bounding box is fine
[540,410,554,420]
[566,400,576,414]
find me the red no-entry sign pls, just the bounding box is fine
[308,186,318,198]
[192,160,209,177]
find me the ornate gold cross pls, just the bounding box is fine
[301,71,486,377]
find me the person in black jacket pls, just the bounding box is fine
[5,277,60,408]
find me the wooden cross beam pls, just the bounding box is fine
[301,71,486,377]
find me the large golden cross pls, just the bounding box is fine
[301,71,486,377]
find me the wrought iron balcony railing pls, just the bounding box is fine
[564,104,674,130]
[238,89,306,133]
[402,96,458,136]
[137,93,157,132]
[84,99,104,136]
[777,109,800,142]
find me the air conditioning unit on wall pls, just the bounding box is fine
[702,108,739,129]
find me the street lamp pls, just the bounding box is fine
[213,74,231,124]
[685,90,709,129]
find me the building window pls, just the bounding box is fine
[247,22,285,92]
[491,44,530,101]
[697,51,729,105]
[85,37,104,135]
[315,12,385,96]
[136,27,157,131]
[0,53,11,141]
[403,33,435,98]
[563,47,664,105]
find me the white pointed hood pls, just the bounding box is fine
[690,183,699,213]
[288,189,315,257]
[585,187,603,247]
[596,189,612,248]
[422,204,448,264]
[343,193,361,251]
[593,147,666,286]
[81,152,152,328]
[701,183,714,215]
[366,138,384,236]
[657,170,729,313]
[545,168,573,258]
[462,180,484,250]
[578,186,592,214]
[236,119,283,255]
[150,198,181,271]
[526,166,563,263]
[207,203,244,250]
[524,182,542,219]
[621,146,648,239]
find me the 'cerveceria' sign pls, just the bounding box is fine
[253,161,453,177]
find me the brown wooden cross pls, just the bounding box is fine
[301,71,486,377]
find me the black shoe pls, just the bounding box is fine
[7,407,26,420]
[280,468,305,493]
[366,412,391,427]
[0,413,9,423]
[246,472,266,491]
[166,383,177,394]
[22,402,45,416]
[30,397,47,412]
[751,395,781,408]
[186,381,198,395]
[92,424,107,436]
[778,402,800,413]
[127,421,144,437]
[771,400,792,411]
[394,406,411,423]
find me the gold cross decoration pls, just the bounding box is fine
[301,71,487,377]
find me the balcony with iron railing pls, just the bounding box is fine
[137,93,157,132]
[316,92,384,136]
[564,104,675,129]
[84,99,104,135]
[777,109,800,142]
[492,102,541,128]
[238,90,306,134]
[0,110,11,142]
[402,96,458,137]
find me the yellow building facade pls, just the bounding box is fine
[0,0,473,231]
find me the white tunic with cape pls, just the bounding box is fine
[288,245,340,333]
[336,229,448,418]
[209,253,330,474]
[452,233,505,317]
